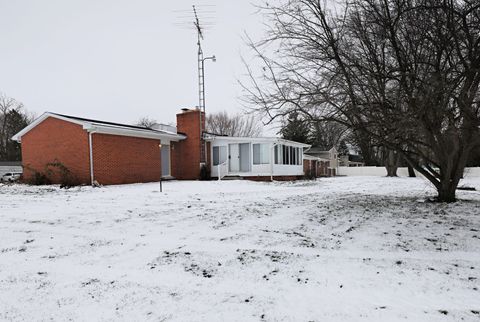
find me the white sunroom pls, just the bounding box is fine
[204,135,311,179]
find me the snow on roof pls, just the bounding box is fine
[52,113,160,132]
[305,146,337,153]
[303,154,330,161]
[12,112,186,142]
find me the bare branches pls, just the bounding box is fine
[135,117,158,128]
[243,0,480,201]
[206,111,262,137]
[0,92,31,161]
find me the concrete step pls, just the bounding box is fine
[220,176,244,180]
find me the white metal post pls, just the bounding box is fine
[88,131,96,186]
[159,143,163,192]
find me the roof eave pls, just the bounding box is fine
[204,134,311,148]
[11,112,187,142]
[86,124,186,141]
[11,112,74,142]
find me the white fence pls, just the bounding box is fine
[338,166,480,178]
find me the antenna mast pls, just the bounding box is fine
[193,5,205,113]
[192,5,216,164]
[174,5,216,165]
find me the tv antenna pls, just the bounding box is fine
[174,4,216,163]
[173,4,216,113]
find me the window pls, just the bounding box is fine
[213,146,227,166]
[253,143,270,164]
[274,145,279,164]
[275,145,283,164]
[274,144,302,165]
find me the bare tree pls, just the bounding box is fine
[309,120,349,150]
[243,0,480,202]
[206,111,262,137]
[0,93,32,161]
[135,116,157,128]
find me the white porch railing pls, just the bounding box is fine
[217,161,228,181]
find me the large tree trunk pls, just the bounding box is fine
[437,181,457,203]
[429,136,470,202]
[354,131,378,166]
[407,165,416,177]
[385,150,399,177]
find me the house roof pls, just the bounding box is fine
[349,154,364,163]
[53,113,161,132]
[12,112,187,142]
[303,146,338,160]
[303,154,330,162]
[305,146,337,154]
[203,134,311,148]
[307,151,331,159]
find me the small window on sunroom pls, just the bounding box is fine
[213,146,227,166]
[253,143,270,164]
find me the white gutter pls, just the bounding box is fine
[203,134,311,148]
[85,123,186,141]
[88,131,96,186]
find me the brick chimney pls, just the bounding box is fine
[172,108,205,179]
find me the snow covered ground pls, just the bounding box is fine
[0,176,479,321]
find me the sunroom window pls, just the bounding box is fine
[213,146,227,166]
[253,143,270,164]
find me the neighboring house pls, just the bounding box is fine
[205,135,310,180]
[339,154,365,167]
[303,155,331,177]
[12,108,314,185]
[0,161,22,176]
[304,146,339,176]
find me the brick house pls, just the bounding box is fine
[303,147,339,176]
[12,109,202,185]
[13,108,325,185]
[303,155,332,178]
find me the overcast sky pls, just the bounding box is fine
[0,0,268,128]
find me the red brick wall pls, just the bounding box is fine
[21,117,91,184]
[206,141,211,174]
[303,159,333,177]
[173,109,205,180]
[92,133,161,185]
[303,160,313,177]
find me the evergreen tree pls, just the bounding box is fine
[279,111,309,143]
[338,140,349,156]
[5,109,29,161]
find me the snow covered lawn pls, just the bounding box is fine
[1,176,479,321]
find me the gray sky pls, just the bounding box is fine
[0,0,266,127]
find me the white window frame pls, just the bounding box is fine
[253,143,270,165]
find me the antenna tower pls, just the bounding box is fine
[193,5,206,113]
[174,4,216,164]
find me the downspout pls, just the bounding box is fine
[88,130,96,186]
